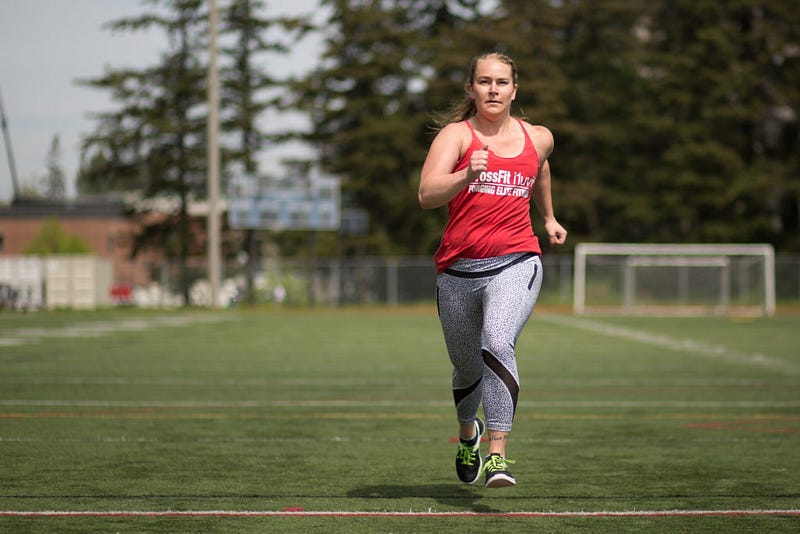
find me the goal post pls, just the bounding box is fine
[573,243,775,316]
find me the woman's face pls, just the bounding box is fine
[468,58,518,117]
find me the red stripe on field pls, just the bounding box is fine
[1,510,799,518]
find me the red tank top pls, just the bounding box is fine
[433,119,542,272]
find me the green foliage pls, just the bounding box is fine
[622,0,800,248]
[75,0,800,257]
[297,0,799,253]
[219,0,312,302]
[220,0,312,172]
[42,135,66,200]
[77,1,311,303]
[290,0,488,255]
[76,0,209,302]
[22,218,92,255]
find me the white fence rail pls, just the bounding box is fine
[0,255,112,310]
[2,252,800,311]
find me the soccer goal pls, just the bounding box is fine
[573,243,776,316]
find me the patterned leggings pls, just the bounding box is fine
[436,252,543,432]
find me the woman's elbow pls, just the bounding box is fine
[418,191,441,210]
[417,188,431,209]
[418,193,430,209]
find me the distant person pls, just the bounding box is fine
[418,52,567,487]
[273,283,286,304]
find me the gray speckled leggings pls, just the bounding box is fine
[436,253,543,432]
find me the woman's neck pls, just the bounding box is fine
[470,113,515,137]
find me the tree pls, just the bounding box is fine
[75,0,800,269]
[296,0,800,253]
[79,0,210,303]
[220,0,312,302]
[78,0,316,303]
[291,0,487,255]
[633,0,800,247]
[42,135,67,200]
[533,0,649,245]
[23,218,92,255]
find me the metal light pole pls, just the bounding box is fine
[0,86,21,200]
[207,0,222,308]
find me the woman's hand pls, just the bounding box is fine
[468,145,489,180]
[544,219,568,246]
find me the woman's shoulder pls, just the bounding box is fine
[517,119,552,140]
[440,120,473,136]
[517,119,554,158]
[436,120,476,149]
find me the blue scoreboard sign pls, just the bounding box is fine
[227,173,340,231]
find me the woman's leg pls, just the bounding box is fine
[436,273,486,426]
[480,255,543,456]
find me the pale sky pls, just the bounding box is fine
[0,0,322,203]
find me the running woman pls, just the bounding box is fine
[418,52,567,488]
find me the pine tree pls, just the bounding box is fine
[636,0,800,246]
[42,135,67,200]
[292,0,485,255]
[220,0,312,302]
[79,0,211,303]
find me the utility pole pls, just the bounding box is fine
[207,0,222,308]
[0,86,21,201]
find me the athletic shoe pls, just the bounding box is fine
[455,418,485,484]
[483,453,516,488]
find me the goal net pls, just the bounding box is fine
[573,244,776,316]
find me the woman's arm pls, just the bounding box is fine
[418,123,485,209]
[527,124,567,246]
[532,159,567,245]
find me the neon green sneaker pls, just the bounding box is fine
[455,418,485,484]
[483,453,516,488]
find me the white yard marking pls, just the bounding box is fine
[0,315,231,347]
[1,509,798,518]
[539,315,799,375]
[2,399,800,409]
[0,376,796,387]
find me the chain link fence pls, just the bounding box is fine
[4,252,797,310]
[198,254,602,308]
[222,253,799,309]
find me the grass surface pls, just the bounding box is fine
[0,305,798,532]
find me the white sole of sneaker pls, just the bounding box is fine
[485,474,516,488]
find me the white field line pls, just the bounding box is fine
[0,376,796,387]
[539,315,800,375]
[1,509,798,518]
[0,377,446,386]
[0,438,791,446]
[2,399,800,409]
[0,315,231,347]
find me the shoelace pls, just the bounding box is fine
[484,455,515,472]
[455,442,478,466]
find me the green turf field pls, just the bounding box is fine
[0,306,798,532]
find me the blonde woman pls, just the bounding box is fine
[419,52,567,488]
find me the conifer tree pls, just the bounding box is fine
[291,0,485,255]
[79,1,312,303]
[635,0,800,246]
[220,0,311,302]
[42,135,67,200]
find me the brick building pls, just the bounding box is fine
[0,198,160,287]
